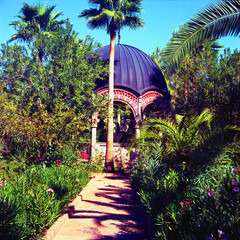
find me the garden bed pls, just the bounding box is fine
[0,165,90,240]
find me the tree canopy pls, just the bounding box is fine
[1,12,108,166]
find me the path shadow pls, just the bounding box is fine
[70,174,150,239]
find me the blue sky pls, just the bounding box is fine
[0,0,239,55]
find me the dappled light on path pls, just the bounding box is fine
[46,174,149,240]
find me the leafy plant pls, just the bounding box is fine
[136,109,214,168]
[0,165,90,239]
[131,140,240,239]
[162,0,240,71]
[0,195,22,240]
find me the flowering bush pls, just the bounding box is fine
[131,142,240,239]
[79,150,89,159]
[0,165,89,239]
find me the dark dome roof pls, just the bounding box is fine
[94,44,169,96]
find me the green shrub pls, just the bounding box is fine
[131,142,240,239]
[0,165,89,239]
[193,142,238,195]
[0,195,22,240]
[51,143,79,166]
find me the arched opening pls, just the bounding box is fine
[97,101,135,143]
[143,101,168,120]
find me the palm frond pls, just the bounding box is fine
[187,108,214,147]
[8,23,34,43]
[81,8,109,30]
[89,0,112,6]
[9,3,65,43]
[20,3,38,22]
[79,0,144,32]
[125,16,144,28]
[79,8,101,18]
[142,119,182,151]
[162,0,240,71]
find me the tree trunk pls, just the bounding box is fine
[38,50,43,66]
[105,21,116,170]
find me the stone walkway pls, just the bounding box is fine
[44,173,149,240]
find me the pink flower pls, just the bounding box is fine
[207,189,213,197]
[0,181,6,187]
[2,149,10,156]
[218,230,224,238]
[209,234,216,240]
[185,200,193,210]
[233,186,239,192]
[107,166,112,171]
[232,181,238,186]
[46,188,54,193]
[35,157,41,163]
[56,160,63,166]
[81,150,89,159]
[180,202,184,210]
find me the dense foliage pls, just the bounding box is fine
[131,116,240,239]
[132,150,240,239]
[134,40,240,238]
[152,42,240,126]
[0,164,90,240]
[0,6,108,238]
[0,20,108,170]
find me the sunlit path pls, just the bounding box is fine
[44,173,149,240]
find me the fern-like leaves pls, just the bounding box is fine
[162,0,240,71]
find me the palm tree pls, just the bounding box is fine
[9,3,65,64]
[139,109,214,166]
[79,0,144,167]
[162,0,240,71]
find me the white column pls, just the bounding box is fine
[135,96,142,138]
[91,113,100,160]
[135,118,141,138]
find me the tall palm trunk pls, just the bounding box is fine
[38,49,43,66]
[105,20,116,168]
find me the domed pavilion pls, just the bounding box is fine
[90,44,171,163]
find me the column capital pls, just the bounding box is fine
[134,117,142,129]
[91,113,100,128]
